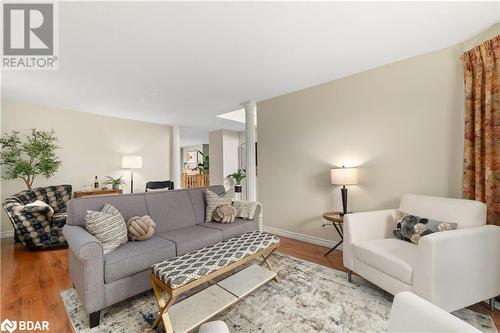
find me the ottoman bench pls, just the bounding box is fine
[151,230,280,332]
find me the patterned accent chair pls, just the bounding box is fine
[2,185,72,249]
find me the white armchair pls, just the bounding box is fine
[343,193,500,312]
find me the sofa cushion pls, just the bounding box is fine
[203,218,258,240]
[353,238,417,285]
[145,190,197,233]
[157,225,223,255]
[104,235,175,283]
[67,193,149,227]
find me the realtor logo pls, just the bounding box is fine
[0,318,49,332]
[0,319,16,333]
[2,2,59,69]
[3,3,53,55]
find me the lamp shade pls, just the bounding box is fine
[331,167,358,185]
[122,155,142,169]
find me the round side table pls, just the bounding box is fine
[323,211,345,256]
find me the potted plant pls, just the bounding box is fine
[0,129,62,190]
[104,175,127,190]
[227,169,246,193]
[192,150,209,175]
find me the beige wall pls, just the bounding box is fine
[1,100,172,233]
[257,24,499,243]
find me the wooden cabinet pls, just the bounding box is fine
[73,189,123,198]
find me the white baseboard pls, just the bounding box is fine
[263,225,342,250]
[1,230,14,239]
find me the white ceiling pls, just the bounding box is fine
[2,2,499,144]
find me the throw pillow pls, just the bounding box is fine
[25,200,55,215]
[127,215,156,241]
[85,204,128,254]
[212,204,236,223]
[232,201,258,220]
[205,189,233,222]
[393,211,457,245]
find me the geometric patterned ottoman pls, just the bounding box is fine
[153,231,280,289]
[150,231,280,332]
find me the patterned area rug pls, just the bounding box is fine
[60,253,497,333]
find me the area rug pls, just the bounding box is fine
[60,253,497,333]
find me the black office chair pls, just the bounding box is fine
[145,180,174,192]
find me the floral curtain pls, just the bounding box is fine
[460,35,499,225]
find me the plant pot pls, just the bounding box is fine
[112,184,121,190]
[234,184,242,193]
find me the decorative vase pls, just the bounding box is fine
[234,184,242,193]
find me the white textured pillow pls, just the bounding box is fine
[205,189,233,222]
[26,200,55,215]
[85,204,128,254]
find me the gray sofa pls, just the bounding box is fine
[63,185,260,328]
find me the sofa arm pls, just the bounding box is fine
[4,201,55,247]
[343,209,397,270]
[63,224,105,313]
[63,224,103,259]
[254,203,262,231]
[388,292,480,333]
[413,225,500,312]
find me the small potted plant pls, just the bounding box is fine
[104,175,127,190]
[192,151,209,175]
[227,169,246,193]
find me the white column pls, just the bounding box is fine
[172,125,181,189]
[243,101,257,202]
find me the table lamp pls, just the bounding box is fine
[122,155,142,193]
[331,166,358,215]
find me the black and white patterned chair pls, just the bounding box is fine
[2,185,72,249]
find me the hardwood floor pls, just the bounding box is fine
[1,236,498,332]
[1,237,73,332]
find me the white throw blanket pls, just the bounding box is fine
[232,201,258,220]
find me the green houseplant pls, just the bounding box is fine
[192,150,209,175]
[227,169,246,193]
[0,129,62,190]
[104,175,127,190]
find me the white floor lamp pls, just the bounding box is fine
[122,155,142,193]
